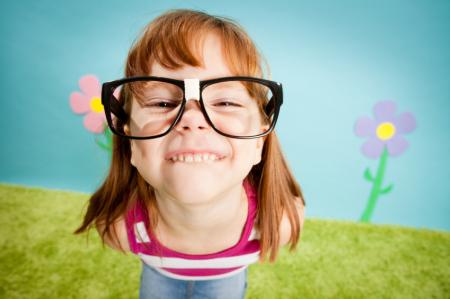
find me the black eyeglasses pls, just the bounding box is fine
[101,76,283,139]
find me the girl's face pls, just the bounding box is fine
[127,33,267,204]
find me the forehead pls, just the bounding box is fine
[149,33,233,81]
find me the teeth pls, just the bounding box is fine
[170,153,221,163]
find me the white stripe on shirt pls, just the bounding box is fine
[138,250,260,269]
[135,222,151,243]
[150,265,248,281]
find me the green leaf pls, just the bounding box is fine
[380,184,394,194]
[95,137,110,152]
[364,167,374,182]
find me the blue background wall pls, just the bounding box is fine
[1,0,449,231]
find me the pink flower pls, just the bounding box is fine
[70,75,106,134]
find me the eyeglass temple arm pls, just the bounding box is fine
[265,97,275,117]
[109,92,128,122]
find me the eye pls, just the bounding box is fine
[145,99,180,108]
[213,99,242,107]
[157,101,177,108]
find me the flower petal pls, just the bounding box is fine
[354,116,376,137]
[361,138,385,159]
[79,75,101,98]
[373,100,396,122]
[394,112,416,134]
[70,92,90,114]
[83,112,106,134]
[386,135,409,157]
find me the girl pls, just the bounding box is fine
[75,9,306,299]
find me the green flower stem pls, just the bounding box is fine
[94,125,113,156]
[360,146,391,223]
[105,128,112,154]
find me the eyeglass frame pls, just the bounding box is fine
[101,76,283,140]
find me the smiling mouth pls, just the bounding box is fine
[168,153,226,163]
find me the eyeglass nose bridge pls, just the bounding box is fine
[175,78,211,130]
[184,78,200,102]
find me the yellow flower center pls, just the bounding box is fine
[376,122,396,140]
[90,97,104,113]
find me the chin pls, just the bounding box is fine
[165,177,225,202]
[173,186,220,204]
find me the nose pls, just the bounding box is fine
[174,99,211,133]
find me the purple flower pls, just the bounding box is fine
[354,100,416,159]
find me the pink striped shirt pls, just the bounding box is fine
[125,178,261,281]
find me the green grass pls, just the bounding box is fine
[0,183,449,299]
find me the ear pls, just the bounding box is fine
[253,124,269,165]
[124,125,136,167]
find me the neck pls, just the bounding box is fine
[154,182,247,239]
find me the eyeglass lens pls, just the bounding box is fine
[108,80,274,138]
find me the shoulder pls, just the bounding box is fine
[96,215,131,253]
[279,196,305,247]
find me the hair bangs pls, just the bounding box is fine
[125,11,268,79]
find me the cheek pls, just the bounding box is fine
[131,142,161,181]
[133,142,150,161]
[232,141,260,179]
[231,140,258,163]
